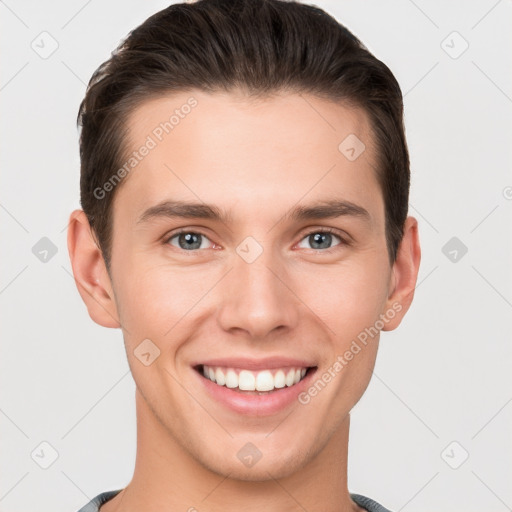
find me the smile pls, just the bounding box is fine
[198,365,312,394]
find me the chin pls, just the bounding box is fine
[199,440,313,482]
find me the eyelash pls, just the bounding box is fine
[163,227,350,253]
[298,227,350,251]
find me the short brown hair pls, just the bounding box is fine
[77,0,410,271]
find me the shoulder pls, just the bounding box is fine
[350,492,394,512]
[75,489,123,512]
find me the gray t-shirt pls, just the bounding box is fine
[76,489,393,512]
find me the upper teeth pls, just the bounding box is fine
[202,365,308,392]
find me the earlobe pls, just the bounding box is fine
[382,216,421,331]
[67,209,121,328]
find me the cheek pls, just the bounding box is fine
[112,264,211,394]
[112,235,391,345]
[299,260,390,340]
[113,260,217,342]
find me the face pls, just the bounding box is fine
[90,90,410,480]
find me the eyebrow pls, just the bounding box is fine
[136,199,371,225]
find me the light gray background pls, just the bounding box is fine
[1,1,511,511]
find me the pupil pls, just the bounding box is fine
[180,232,201,250]
[311,232,331,249]
[177,232,332,251]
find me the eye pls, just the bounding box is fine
[296,228,345,251]
[164,228,348,252]
[166,230,213,251]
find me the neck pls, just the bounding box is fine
[102,388,362,512]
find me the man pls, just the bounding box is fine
[68,0,421,511]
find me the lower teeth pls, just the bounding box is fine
[234,388,276,395]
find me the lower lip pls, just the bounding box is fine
[193,367,317,416]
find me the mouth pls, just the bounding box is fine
[193,364,317,395]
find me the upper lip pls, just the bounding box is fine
[193,357,317,371]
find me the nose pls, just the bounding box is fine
[216,245,300,339]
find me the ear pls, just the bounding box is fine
[381,216,421,331]
[67,209,120,328]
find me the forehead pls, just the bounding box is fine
[114,89,382,225]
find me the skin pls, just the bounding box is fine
[68,89,421,512]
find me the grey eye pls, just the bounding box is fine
[168,232,211,250]
[297,231,342,250]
